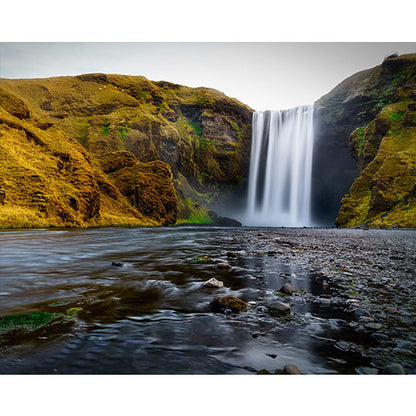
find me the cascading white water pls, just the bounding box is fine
[246,106,315,227]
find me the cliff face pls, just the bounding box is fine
[314,53,416,228]
[0,74,252,228]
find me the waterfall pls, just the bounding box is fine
[246,106,315,227]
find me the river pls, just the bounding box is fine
[0,226,415,374]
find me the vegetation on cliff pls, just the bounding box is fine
[0,74,252,228]
[316,54,416,228]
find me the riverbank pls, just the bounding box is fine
[231,227,416,374]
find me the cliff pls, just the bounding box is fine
[0,74,252,228]
[314,53,416,228]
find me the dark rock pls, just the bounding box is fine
[214,216,242,227]
[265,300,291,315]
[384,363,405,374]
[111,261,123,267]
[392,348,414,357]
[216,262,231,270]
[364,322,383,330]
[335,341,351,351]
[354,308,374,319]
[209,296,247,314]
[395,340,413,350]
[280,283,293,296]
[355,366,379,375]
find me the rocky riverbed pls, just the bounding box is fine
[230,227,416,374]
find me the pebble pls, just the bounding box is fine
[322,280,329,290]
[335,341,351,351]
[384,363,405,374]
[396,340,413,350]
[364,323,383,330]
[372,333,389,341]
[283,365,302,374]
[203,278,224,288]
[265,300,291,314]
[353,308,373,319]
[355,367,379,375]
[359,316,375,323]
[216,262,231,270]
[392,348,414,357]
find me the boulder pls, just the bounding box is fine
[209,296,247,313]
[265,300,291,315]
[216,262,231,270]
[203,278,224,288]
[280,283,293,296]
[384,363,405,374]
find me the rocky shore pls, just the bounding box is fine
[227,227,416,374]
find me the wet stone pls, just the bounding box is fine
[372,333,389,342]
[359,316,375,323]
[395,340,413,350]
[283,365,302,374]
[203,278,224,288]
[384,363,405,374]
[216,262,231,270]
[355,366,379,375]
[335,341,351,351]
[392,348,414,357]
[280,283,293,296]
[265,300,291,315]
[364,322,383,330]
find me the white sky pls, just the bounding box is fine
[1,42,415,110]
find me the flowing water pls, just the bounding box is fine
[246,107,315,227]
[0,227,378,374]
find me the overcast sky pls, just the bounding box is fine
[1,42,415,110]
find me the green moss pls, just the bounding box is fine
[176,198,214,224]
[390,111,405,121]
[187,120,202,138]
[338,100,416,228]
[66,307,83,318]
[190,255,209,263]
[0,312,63,331]
[118,125,130,141]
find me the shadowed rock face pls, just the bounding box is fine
[313,54,416,227]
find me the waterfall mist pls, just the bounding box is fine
[246,106,315,227]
